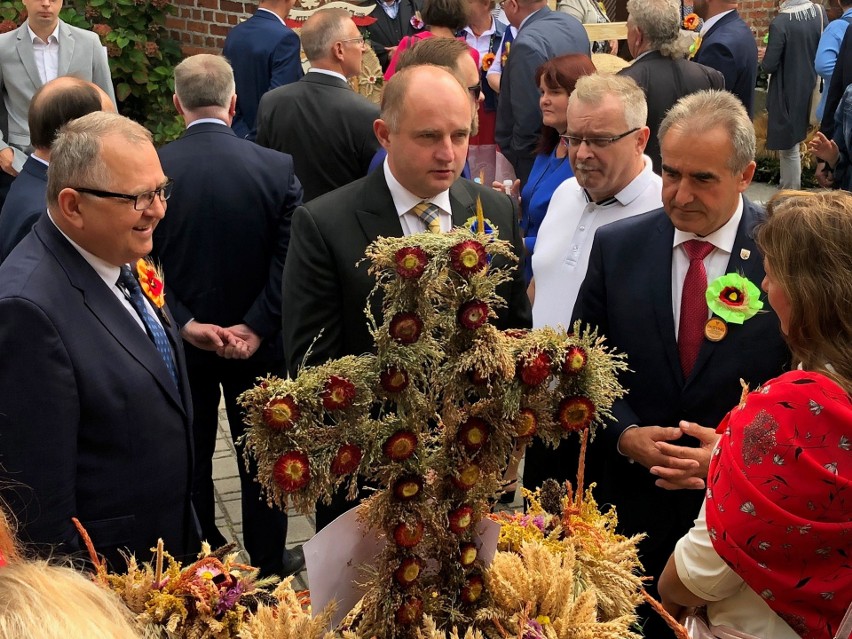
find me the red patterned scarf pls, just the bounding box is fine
[706,370,852,638]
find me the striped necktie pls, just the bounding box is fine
[118,265,179,387]
[411,201,442,234]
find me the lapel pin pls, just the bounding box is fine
[740,248,751,260]
[704,317,728,342]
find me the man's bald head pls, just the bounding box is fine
[28,76,111,152]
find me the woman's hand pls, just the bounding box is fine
[809,131,840,168]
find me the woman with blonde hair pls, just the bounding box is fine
[659,190,852,638]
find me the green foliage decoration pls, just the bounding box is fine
[0,0,184,145]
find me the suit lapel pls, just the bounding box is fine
[16,27,43,89]
[649,214,683,382]
[355,169,405,240]
[686,199,762,384]
[449,179,477,227]
[701,10,737,42]
[57,21,75,77]
[36,221,187,413]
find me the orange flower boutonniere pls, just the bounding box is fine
[683,12,700,30]
[136,258,165,309]
[501,42,511,68]
[481,52,496,72]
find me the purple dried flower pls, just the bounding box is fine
[532,515,546,531]
[216,581,245,615]
[523,619,546,639]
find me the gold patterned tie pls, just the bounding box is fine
[411,201,442,234]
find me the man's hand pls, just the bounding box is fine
[650,421,720,490]
[618,425,684,470]
[809,131,840,167]
[219,323,262,360]
[385,45,398,57]
[0,148,19,177]
[181,321,231,352]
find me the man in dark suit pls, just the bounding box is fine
[257,9,380,202]
[0,76,113,262]
[0,112,213,568]
[620,0,724,173]
[572,90,789,637]
[222,0,303,141]
[495,0,589,183]
[152,54,304,577]
[283,65,531,528]
[691,0,757,116]
[365,0,425,71]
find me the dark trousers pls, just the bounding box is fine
[185,345,288,577]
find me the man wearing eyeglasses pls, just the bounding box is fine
[256,9,381,202]
[0,111,209,569]
[522,72,661,518]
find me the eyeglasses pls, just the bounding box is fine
[340,36,365,46]
[560,128,640,149]
[73,179,174,211]
[467,84,482,100]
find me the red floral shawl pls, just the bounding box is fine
[706,370,852,638]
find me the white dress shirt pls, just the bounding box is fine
[670,196,743,339]
[532,155,662,329]
[383,160,453,235]
[28,23,60,85]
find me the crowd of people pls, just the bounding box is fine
[0,0,850,636]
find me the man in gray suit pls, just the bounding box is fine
[494,0,589,183]
[0,0,115,182]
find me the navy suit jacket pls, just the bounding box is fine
[0,219,197,567]
[0,155,47,261]
[495,7,589,183]
[571,201,789,571]
[693,11,758,116]
[154,122,302,351]
[223,10,303,141]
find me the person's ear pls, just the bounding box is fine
[374,118,392,149]
[56,188,86,230]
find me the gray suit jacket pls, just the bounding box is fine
[0,20,115,171]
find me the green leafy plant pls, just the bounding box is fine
[1,0,184,145]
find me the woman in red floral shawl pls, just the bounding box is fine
[659,190,852,639]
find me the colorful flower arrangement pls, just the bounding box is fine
[136,258,165,309]
[239,224,628,638]
[480,52,496,72]
[682,12,700,30]
[705,273,763,324]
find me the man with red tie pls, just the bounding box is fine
[571,89,789,637]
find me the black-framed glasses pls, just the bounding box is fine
[560,128,640,149]
[340,36,366,46]
[468,84,482,100]
[73,178,174,211]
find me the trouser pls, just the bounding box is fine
[778,145,801,190]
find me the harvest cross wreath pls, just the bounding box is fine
[239,214,626,638]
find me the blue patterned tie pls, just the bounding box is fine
[118,265,179,387]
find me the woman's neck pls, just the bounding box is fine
[429,26,458,38]
[469,14,492,36]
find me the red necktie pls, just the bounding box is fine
[678,239,714,377]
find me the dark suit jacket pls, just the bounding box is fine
[282,168,532,374]
[222,10,303,141]
[256,72,380,203]
[0,219,197,567]
[619,51,724,173]
[571,201,789,579]
[495,7,590,183]
[154,122,302,349]
[0,155,47,261]
[693,11,758,116]
[365,0,425,71]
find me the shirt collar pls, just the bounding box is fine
[30,154,49,167]
[700,9,735,35]
[308,67,348,83]
[519,8,542,30]
[463,21,497,38]
[672,194,743,253]
[611,155,657,206]
[27,21,60,44]
[383,159,453,219]
[187,118,228,127]
[256,7,286,26]
[47,209,123,288]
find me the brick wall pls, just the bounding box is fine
[167,0,252,56]
[169,0,774,56]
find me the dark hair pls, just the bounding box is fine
[422,0,469,32]
[396,36,470,71]
[534,54,596,154]
[28,79,103,150]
